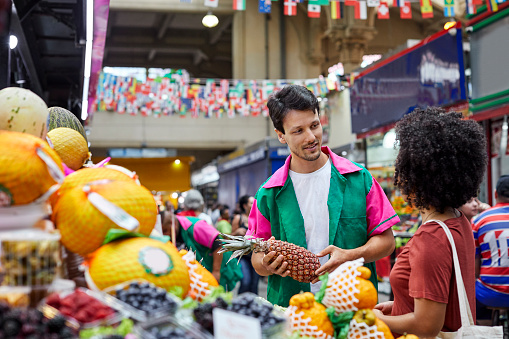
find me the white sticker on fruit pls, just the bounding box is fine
[36,147,65,183]
[87,191,139,232]
[138,247,173,276]
[213,308,262,339]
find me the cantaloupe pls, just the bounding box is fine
[47,107,87,142]
[0,130,64,206]
[53,180,158,256]
[0,87,49,139]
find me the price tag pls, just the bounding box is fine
[87,191,140,232]
[213,308,262,339]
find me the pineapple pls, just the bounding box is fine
[218,234,320,283]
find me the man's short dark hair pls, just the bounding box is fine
[496,175,509,199]
[267,85,319,134]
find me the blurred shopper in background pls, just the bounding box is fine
[178,189,213,225]
[374,107,487,337]
[472,175,509,323]
[232,195,259,294]
[459,197,491,222]
[215,205,232,235]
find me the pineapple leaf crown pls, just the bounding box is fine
[217,233,263,264]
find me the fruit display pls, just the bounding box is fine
[0,229,61,287]
[49,166,136,210]
[180,249,218,302]
[47,127,91,171]
[43,288,119,326]
[0,301,77,338]
[87,237,190,298]
[47,106,87,142]
[136,315,213,339]
[53,180,158,256]
[0,87,49,139]
[0,130,64,207]
[286,292,334,339]
[105,281,179,321]
[218,233,321,283]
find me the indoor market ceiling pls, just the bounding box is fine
[103,10,233,79]
[12,0,84,117]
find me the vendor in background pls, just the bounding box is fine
[161,210,242,291]
[373,107,487,337]
[232,195,260,295]
[178,189,213,225]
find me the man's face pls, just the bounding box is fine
[277,109,322,162]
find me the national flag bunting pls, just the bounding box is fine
[355,1,368,19]
[308,4,321,18]
[472,0,482,4]
[367,0,380,7]
[204,0,218,8]
[233,0,246,10]
[312,0,330,4]
[259,0,271,13]
[395,0,405,6]
[444,0,454,17]
[284,0,297,16]
[331,1,343,18]
[487,0,499,12]
[420,0,433,18]
[377,2,390,18]
[466,0,476,14]
[400,1,412,18]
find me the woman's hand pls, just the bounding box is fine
[374,301,393,316]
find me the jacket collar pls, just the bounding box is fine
[263,146,362,189]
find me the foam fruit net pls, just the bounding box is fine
[181,251,211,302]
[285,305,334,339]
[347,318,385,339]
[321,257,364,314]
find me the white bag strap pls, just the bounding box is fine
[427,219,475,328]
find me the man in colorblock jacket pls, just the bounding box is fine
[247,85,399,307]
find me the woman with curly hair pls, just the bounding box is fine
[373,107,488,337]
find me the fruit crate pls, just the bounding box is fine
[134,314,213,339]
[38,287,127,330]
[0,229,62,287]
[103,279,181,323]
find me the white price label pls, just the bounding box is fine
[87,191,140,232]
[213,308,262,339]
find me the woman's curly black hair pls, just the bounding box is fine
[394,107,487,213]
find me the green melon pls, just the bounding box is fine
[47,107,87,142]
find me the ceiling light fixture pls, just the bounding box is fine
[202,12,219,28]
[9,35,18,49]
[444,21,456,30]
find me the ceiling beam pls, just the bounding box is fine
[209,15,232,45]
[10,7,44,96]
[157,14,175,40]
[109,0,235,14]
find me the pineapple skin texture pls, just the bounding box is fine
[260,239,320,283]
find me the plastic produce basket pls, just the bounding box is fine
[39,287,128,330]
[0,229,62,287]
[134,315,213,339]
[103,279,181,322]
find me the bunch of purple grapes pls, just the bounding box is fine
[0,301,76,338]
[226,294,285,331]
[115,282,177,315]
[192,297,228,334]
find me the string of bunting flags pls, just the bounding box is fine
[191,0,506,19]
[91,70,344,118]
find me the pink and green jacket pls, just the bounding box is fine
[247,146,399,307]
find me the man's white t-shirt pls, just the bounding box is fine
[289,158,331,293]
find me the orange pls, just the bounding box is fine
[179,249,218,301]
[353,266,378,310]
[289,292,334,337]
